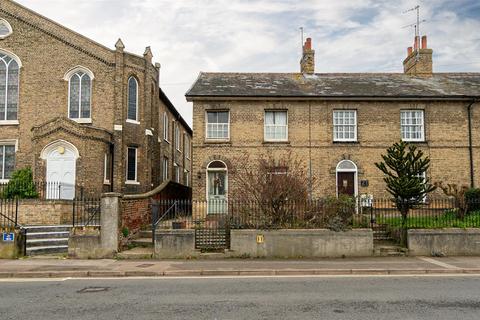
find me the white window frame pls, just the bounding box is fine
[125,147,139,184]
[175,124,181,152]
[126,76,139,124]
[0,19,13,40]
[184,169,190,187]
[205,111,230,141]
[0,49,21,125]
[333,110,357,142]
[103,153,111,185]
[0,139,17,183]
[264,110,288,142]
[184,134,190,159]
[65,66,94,124]
[163,112,170,142]
[174,163,181,183]
[401,110,425,142]
[162,157,169,181]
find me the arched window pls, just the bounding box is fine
[0,51,20,121]
[127,76,138,122]
[65,67,93,121]
[0,19,13,39]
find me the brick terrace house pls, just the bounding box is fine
[186,37,480,203]
[0,0,192,199]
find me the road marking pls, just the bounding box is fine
[418,257,461,269]
[1,274,479,282]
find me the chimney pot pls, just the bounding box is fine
[414,36,420,50]
[304,38,312,50]
[421,35,427,49]
[407,47,413,56]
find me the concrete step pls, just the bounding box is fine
[26,245,68,256]
[131,238,153,248]
[117,247,153,259]
[27,238,69,247]
[139,230,152,238]
[27,231,70,240]
[25,225,71,233]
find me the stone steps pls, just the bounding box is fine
[25,225,71,256]
[130,238,153,248]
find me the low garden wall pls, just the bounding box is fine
[68,227,113,259]
[0,229,25,259]
[408,228,480,256]
[230,229,373,258]
[154,230,197,258]
[18,199,73,225]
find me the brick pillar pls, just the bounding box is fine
[100,192,122,257]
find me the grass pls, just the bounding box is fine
[377,210,480,229]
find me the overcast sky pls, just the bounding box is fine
[16,0,480,127]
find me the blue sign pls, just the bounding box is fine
[2,233,14,242]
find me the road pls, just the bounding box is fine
[1,275,480,319]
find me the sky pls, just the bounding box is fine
[15,0,480,127]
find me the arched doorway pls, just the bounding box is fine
[336,160,357,197]
[41,140,79,200]
[206,160,227,214]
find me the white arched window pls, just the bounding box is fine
[65,67,93,122]
[0,51,20,122]
[127,76,138,122]
[0,19,13,39]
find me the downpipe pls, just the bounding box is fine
[467,99,478,189]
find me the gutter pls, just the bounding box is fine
[467,99,478,188]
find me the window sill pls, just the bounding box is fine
[125,180,140,185]
[204,140,231,144]
[0,120,19,126]
[402,140,427,144]
[126,119,140,125]
[263,140,290,145]
[72,118,92,124]
[333,140,359,144]
[103,180,111,185]
[0,179,10,183]
[164,138,171,144]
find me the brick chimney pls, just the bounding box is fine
[300,38,315,74]
[403,35,433,76]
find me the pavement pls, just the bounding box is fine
[1,256,480,278]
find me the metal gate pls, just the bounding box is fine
[195,213,230,251]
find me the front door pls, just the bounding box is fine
[337,172,355,197]
[46,146,76,200]
[207,170,227,214]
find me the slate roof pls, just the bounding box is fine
[186,73,480,99]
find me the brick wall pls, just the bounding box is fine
[192,99,480,200]
[17,200,73,225]
[121,198,150,236]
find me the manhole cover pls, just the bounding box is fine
[77,287,110,293]
[136,263,154,268]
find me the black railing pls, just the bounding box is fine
[365,198,480,229]
[0,180,91,200]
[0,198,19,229]
[150,198,480,231]
[72,196,101,227]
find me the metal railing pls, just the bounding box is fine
[0,181,90,200]
[72,197,101,227]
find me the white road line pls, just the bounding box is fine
[1,274,479,282]
[418,257,461,269]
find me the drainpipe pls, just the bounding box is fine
[467,99,478,188]
[308,101,312,199]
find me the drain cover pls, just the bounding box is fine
[136,263,154,268]
[77,287,110,293]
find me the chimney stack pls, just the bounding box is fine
[300,38,315,74]
[403,35,433,76]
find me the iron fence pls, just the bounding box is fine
[0,180,92,200]
[364,197,480,230]
[72,196,101,227]
[0,198,19,229]
[151,197,480,231]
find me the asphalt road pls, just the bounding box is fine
[1,275,480,319]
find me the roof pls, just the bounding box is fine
[186,72,480,100]
[159,88,192,135]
